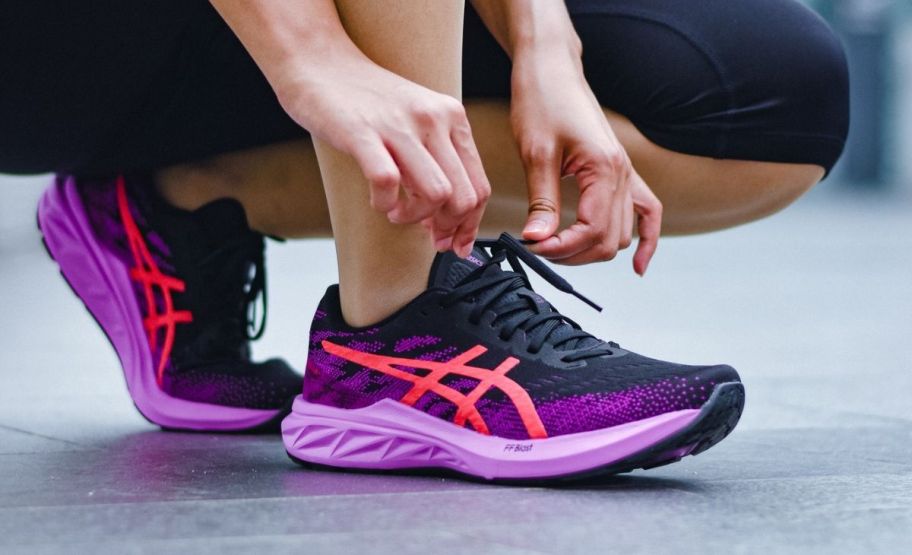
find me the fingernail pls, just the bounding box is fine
[525,221,546,235]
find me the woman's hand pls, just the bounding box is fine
[211,0,490,258]
[511,46,662,274]
[278,55,490,258]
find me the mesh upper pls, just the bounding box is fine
[303,273,739,440]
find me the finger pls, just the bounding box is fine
[605,180,625,256]
[554,182,624,265]
[426,133,478,254]
[451,123,492,256]
[387,139,452,225]
[532,222,600,264]
[531,161,615,259]
[631,173,662,276]
[521,143,562,242]
[349,135,401,214]
[620,191,634,251]
[451,201,485,258]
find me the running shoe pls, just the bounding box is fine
[283,233,744,482]
[38,174,301,431]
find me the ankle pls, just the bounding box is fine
[337,252,435,327]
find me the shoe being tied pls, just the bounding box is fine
[38,174,301,431]
[282,233,744,482]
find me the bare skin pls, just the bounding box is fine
[312,0,475,326]
[158,104,824,237]
[167,0,825,324]
[210,0,488,326]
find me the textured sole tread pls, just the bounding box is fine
[287,381,745,485]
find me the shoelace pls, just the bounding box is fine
[441,233,617,362]
[243,238,268,341]
[198,232,268,347]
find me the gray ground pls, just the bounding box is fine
[0,175,910,554]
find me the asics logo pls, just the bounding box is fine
[322,340,548,439]
[117,176,192,386]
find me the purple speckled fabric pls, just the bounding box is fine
[304,327,429,411]
[303,302,728,440]
[68,175,301,410]
[77,175,179,379]
[533,376,714,437]
[78,176,173,274]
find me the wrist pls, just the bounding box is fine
[270,38,367,108]
[511,27,582,62]
[511,38,585,86]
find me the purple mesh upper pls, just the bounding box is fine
[303,308,715,440]
[70,175,300,409]
[533,376,713,437]
[78,177,174,274]
[77,176,179,381]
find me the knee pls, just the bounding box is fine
[772,163,826,202]
[782,10,851,139]
[746,161,826,222]
[753,5,850,174]
[659,159,825,235]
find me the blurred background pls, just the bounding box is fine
[809,0,912,188]
[0,2,910,553]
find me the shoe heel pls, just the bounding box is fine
[38,178,283,431]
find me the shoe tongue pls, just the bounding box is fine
[428,246,492,289]
[191,198,253,246]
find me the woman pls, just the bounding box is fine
[2,0,848,481]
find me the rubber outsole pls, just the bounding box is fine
[37,178,290,433]
[285,382,744,484]
[551,381,744,482]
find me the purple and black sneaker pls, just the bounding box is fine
[283,234,744,482]
[38,175,301,431]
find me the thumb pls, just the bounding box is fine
[522,150,562,242]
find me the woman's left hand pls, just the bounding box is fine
[510,45,662,274]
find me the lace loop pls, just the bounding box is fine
[244,242,268,341]
[476,233,603,312]
[444,233,614,362]
[197,232,268,345]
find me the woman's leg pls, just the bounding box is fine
[468,102,826,236]
[317,0,464,326]
[158,0,847,241]
[159,102,824,239]
[163,1,465,326]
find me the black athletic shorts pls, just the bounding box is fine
[0,0,849,177]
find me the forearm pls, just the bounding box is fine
[209,0,364,102]
[468,0,582,60]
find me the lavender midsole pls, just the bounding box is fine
[282,396,700,480]
[38,177,280,431]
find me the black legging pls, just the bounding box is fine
[0,0,849,177]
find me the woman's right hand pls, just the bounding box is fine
[274,53,491,258]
